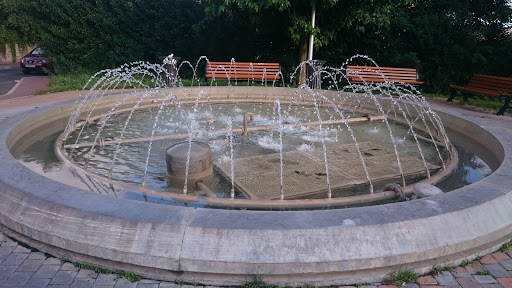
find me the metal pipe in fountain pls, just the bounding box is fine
[243,112,254,137]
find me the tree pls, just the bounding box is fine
[0,0,39,60]
[204,0,414,66]
[2,0,206,72]
[379,0,512,92]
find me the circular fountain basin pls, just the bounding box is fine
[1,86,511,286]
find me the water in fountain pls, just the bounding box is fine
[13,55,495,209]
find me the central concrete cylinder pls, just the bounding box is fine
[166,141,213,190]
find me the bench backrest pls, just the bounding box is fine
[466,74,512,95]
[206,61,281,81]
[346,65,419,83]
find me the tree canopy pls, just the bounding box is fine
[1,0,511,92]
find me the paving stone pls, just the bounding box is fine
[47,285,72,288]
[0,265,17,280]
[473,275,498,284]
[27,252,47,260]
[17,258,45,271]
[159,282,181,288]
[481,284,503,288]
[456,277,483,288]
[453,267,473,278]
[61,261,80,271]
[467,263,486,275]
[136,283,159,288]
[2,271,34,287]
[49,270,78,285]
[139,279,160,284]
[435,271,459,285]
[23,277,52,288]
[498,259,512,271]
[70,277,95,288]
[77,268,99,279]
[402,284,420,288]
[0,233,5,242]
[94,273,117,285]
[32,264,61,278]
[417,285,443,288]
[482,256,499,265]
[496,277,512,288]
[484,264,512,278]
[13,245,32,253]
[0,246,16,260]
[1,238,18,247]
[114,278,138,288]
[1,251,29,265]
[418,276,438,285]
[492,252,511,261]
[43,257,63,265]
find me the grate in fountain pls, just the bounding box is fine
[214,142,440,200]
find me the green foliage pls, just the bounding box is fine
[386,267,419,286]
[117,271,142,282]
[460,259,472,267]
[1,0,510,94]
[44,73,95,93]
[0,0,38,60]
[244,275,279,288]
[72,262,114,274]
[431,264,454,276]
[1,0,206,72]
[460,254,482,267]
[477,269,491,275]
[500,239,512,252]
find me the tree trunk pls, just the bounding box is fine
[298,35,308,86]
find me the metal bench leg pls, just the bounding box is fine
[497,95,511,116]
[447,89,456,102]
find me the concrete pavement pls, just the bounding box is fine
[2,232,512,287]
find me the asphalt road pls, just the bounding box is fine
[0,67,47,96]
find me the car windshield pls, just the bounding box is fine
[30,47,47,55]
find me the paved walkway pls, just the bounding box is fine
[1,232,512,287]
[1,76,512,288]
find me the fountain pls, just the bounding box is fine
[0,56,511,286]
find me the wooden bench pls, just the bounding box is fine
[448,74,512,115]
[346,65,424,91]
[205,61,281,84]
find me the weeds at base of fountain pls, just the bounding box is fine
[385,267,419,286]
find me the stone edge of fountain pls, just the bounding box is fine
[1,88,512,286]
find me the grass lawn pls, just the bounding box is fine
[36,73,510,116]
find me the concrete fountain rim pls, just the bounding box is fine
[1,87,511,286]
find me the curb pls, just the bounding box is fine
[0,64,18,70]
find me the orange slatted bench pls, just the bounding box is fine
[205,61,281,84]
[346,65,424,91]
[448,74,512,115]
